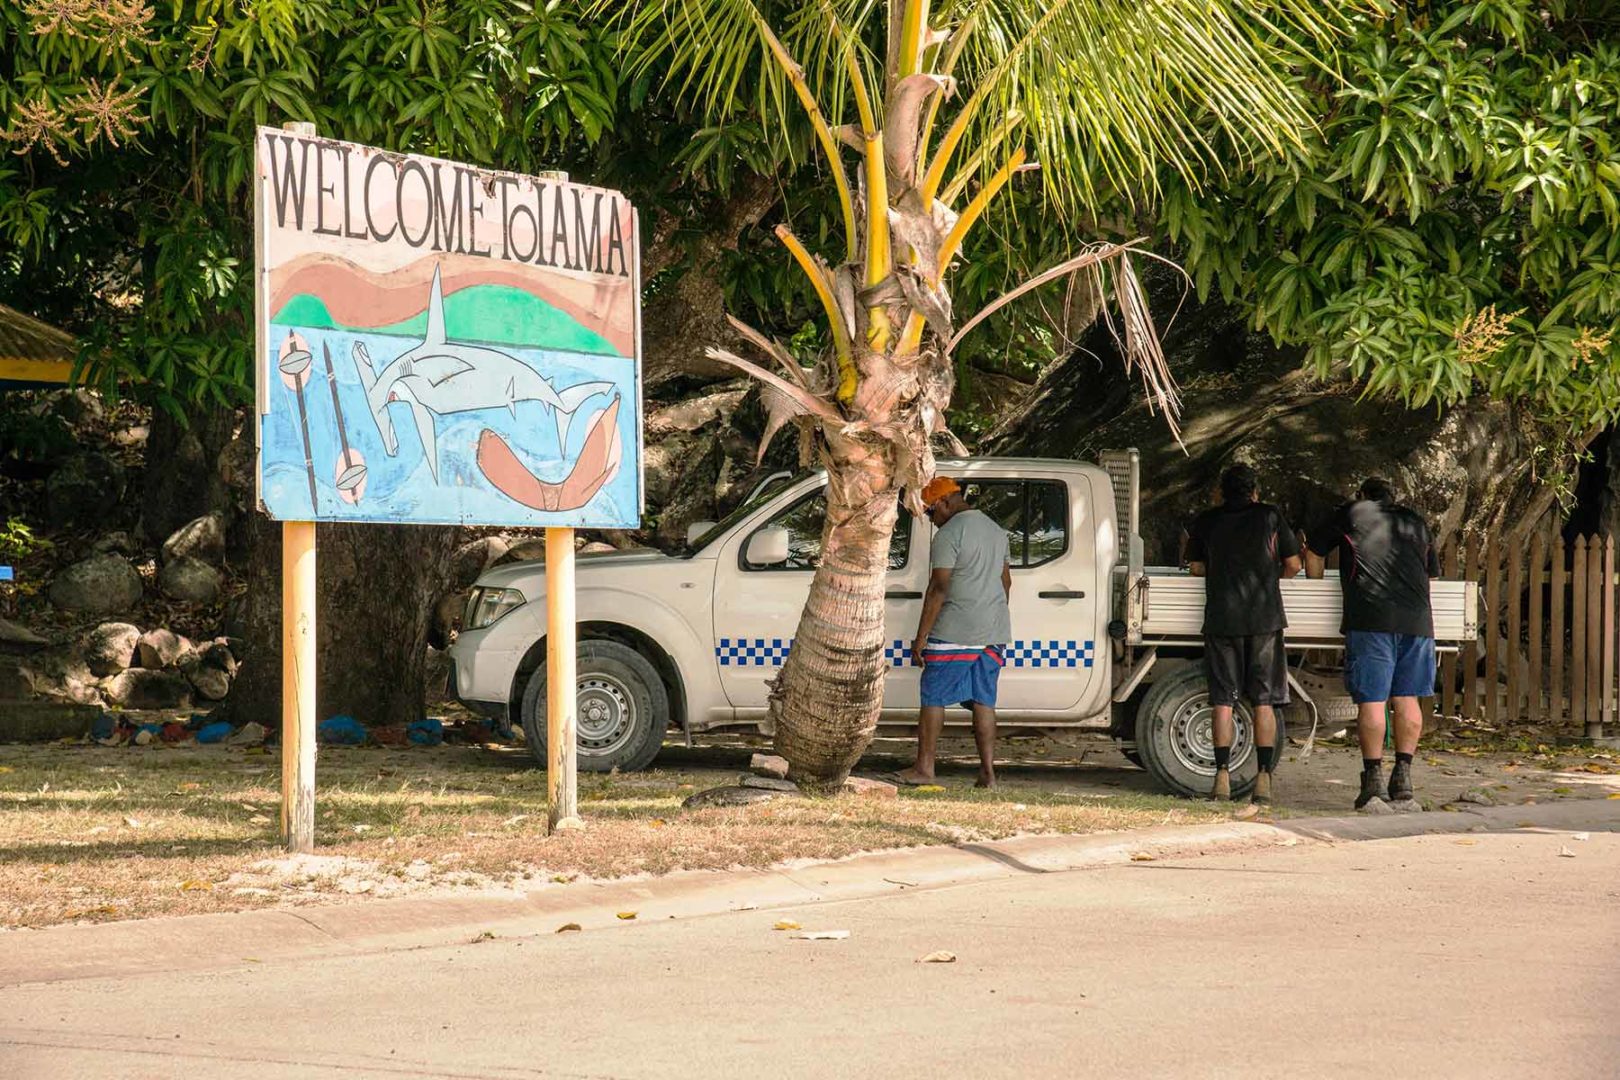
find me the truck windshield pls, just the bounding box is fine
[678,471,817,556]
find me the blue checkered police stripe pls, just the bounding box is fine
[1002,641,1096,668]
[716,639,1094,669]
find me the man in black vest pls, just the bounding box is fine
[1305,477,1441,811]
[1186,465,1302,805]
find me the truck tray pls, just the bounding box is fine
[1130,568,1478,645]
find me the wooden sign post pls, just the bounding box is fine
[281,518,317,851]
[546,526,580,831]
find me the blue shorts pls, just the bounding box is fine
[1344,631,1436,703]
[919,640,1004,709]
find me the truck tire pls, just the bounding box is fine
[521,640,669,773]
[1134,664,1276,799]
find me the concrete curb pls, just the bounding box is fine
[4,798,1614,989]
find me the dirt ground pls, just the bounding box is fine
[2,729,1616,931]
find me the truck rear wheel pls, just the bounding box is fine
[521,640,669,773]
[1135,664,1275,799]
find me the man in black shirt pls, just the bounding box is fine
[1305,477,1441,810]
[1185,465,1302,805]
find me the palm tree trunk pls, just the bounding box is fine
[772,433,899,792]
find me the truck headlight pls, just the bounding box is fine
[464,587,526,630]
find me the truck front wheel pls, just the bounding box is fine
[1134,664,1276,799]
[521,640,670,773]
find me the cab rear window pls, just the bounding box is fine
[959,480,1068,568]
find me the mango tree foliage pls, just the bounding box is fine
[0,0,635,416]
[1163,0,1620,433]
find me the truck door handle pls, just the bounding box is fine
[885,590,922,600]
[1038,590,1086,599]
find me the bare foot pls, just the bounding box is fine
[974,774,995,789]
[893,767,935,786]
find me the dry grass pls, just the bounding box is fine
[0,741,1224,930]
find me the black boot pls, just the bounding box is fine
[1355,763,1387,810]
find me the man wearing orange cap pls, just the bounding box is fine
[895,476,1012,788]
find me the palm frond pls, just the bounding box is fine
[934,0,1352,214]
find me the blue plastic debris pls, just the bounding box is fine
[137,722,163,736]
[90,713,117,741]
[406,718,444,747]
[318,714,367,745]
[195,721,234,744]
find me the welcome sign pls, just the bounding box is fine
[253,128,642,528]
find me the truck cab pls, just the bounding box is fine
[449,458,1122,770]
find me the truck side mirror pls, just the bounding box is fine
[745,526,791,566]
[686,521,717,546]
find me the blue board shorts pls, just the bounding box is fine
[919,639,1005,709]
[1344,631,1436,703]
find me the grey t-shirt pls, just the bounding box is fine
[929,508,1012,646]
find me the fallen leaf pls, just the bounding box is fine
[123,817,141,828]
[471,931,497,943]
[501,814,528,827]
[616,911,637,920]
[555,923,581,933]
[1130,853,1155,862]
[249,815,271,825]
[917,950,957,964]
[0,766,12,773]
[180,880,213,891]
[1553,787,1573,795]
[650,818,667,828]
[773,920,802,931]
[1572,832,1590,841]
[1453,839,1478,846]
[550,874,570,884]
[913,784,945,793]
[793,930,850,941]
[1608,793,1620,800]
[1559,846,1577,858]
[352,824,371,833]
[1515,821,1535,828]
[241,804,258,812]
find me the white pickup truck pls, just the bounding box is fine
[448,452,1477,797]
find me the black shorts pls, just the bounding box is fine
[1203,631,1290,707]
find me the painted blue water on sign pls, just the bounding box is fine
[260,326,639,527]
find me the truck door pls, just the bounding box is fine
[948,474,1101,714]
[710,484,927,714]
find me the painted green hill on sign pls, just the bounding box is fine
[271,285,620,356]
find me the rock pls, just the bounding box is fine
[580,542,616,554]
[1357,797,1396,816]
[45,453,127,527]
[161,513,227,565]
[987,277,1554,560]
[159,556,222,604]
[682,785,799,809]
[1458,788,1495,806]
[1388,797,1423,814]
[92,531,137,555]
[499,538,548,565]
[448,536,512,591]
[185,663,231,701]
[83,622,141,676]
[48,554,142,614]
[103,669,192,710]
[750,753,790,779]
[843,776,899,799]
[198,639,238,677]
[134,728,156,746]
[647,388,749,436]
[0,617,50,650]
[137,629,189,669]
[228,721,266,746]
[19,648,102,705]
[739,774,800,792]
[1,656,35,701]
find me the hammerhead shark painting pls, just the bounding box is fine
[353,266,614,483]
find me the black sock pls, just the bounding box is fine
[1395,752,1413,767]
[1213,746,1231,770]
[1363,758,1383,775]
[1256,745,1276,773]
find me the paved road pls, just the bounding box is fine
[4,825,1617,1079]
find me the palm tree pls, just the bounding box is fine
[605,0,1344,791]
